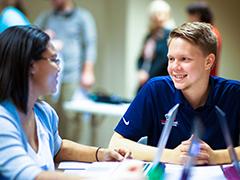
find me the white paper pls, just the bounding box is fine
[58,161,91,170]
[164,164,225,180]
[59,161,226,179]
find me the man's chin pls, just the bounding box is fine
[173,83,185,90]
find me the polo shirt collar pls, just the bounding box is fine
[174,76,215,109]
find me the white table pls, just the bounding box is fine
[64,99,130,117]
[63,99,130,145]
[59,161,227,179]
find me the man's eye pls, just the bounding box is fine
[182,57,191,61]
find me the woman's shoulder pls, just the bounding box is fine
[2,7,22,17]
[0,100,18,119]
[34,101,59,131]
[34,101,56,116]
[34,101,58,121]
[0,101,21,133]
[1,6,30,26]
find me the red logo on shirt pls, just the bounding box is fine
[160,119,178,127]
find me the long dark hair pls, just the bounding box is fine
[0,25,50,113]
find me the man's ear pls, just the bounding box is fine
[205,53,215,70]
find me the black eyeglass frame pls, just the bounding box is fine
[40,57,61,65]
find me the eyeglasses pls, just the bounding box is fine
[41,57,61,65]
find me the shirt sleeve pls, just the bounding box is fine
[0,113,42,180]
[114,82,154,142]
[80,9,97,63]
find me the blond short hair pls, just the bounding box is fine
[168,22,217,57]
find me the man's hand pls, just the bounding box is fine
[170,135,194,164]
[168,136,210,165]
[198,139,220,165]
[81,62,95,90]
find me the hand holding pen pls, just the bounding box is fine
[94,147,132,162]
[116,148,132,161]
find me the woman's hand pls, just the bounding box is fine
[97,147,132,162]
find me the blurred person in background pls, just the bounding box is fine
[136,0,175,93]
[0,0,30,32]
[35,0,97,139]
[186,1,222,76]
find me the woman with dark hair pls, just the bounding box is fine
[186,1,222,76]
[0,26,136,179]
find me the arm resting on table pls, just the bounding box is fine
[54,139,101,163]
[109,132,176,163]
[109,133,240,165]
[208,146,240,165]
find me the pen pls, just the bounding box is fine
[114,148,131,161]
[123,151,131,161]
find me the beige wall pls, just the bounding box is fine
[28,0,240,98]
[26,0,240,146]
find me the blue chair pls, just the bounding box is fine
[138,136,148,145]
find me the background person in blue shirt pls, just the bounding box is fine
[109,22,240,165]
[0,26,132,179]
[35,0,97,140]
[0,0,30,32]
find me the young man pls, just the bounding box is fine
[109,22,240,165]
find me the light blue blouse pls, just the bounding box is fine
[0,100,62,180]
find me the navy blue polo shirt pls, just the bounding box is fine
[115,76,240,150]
